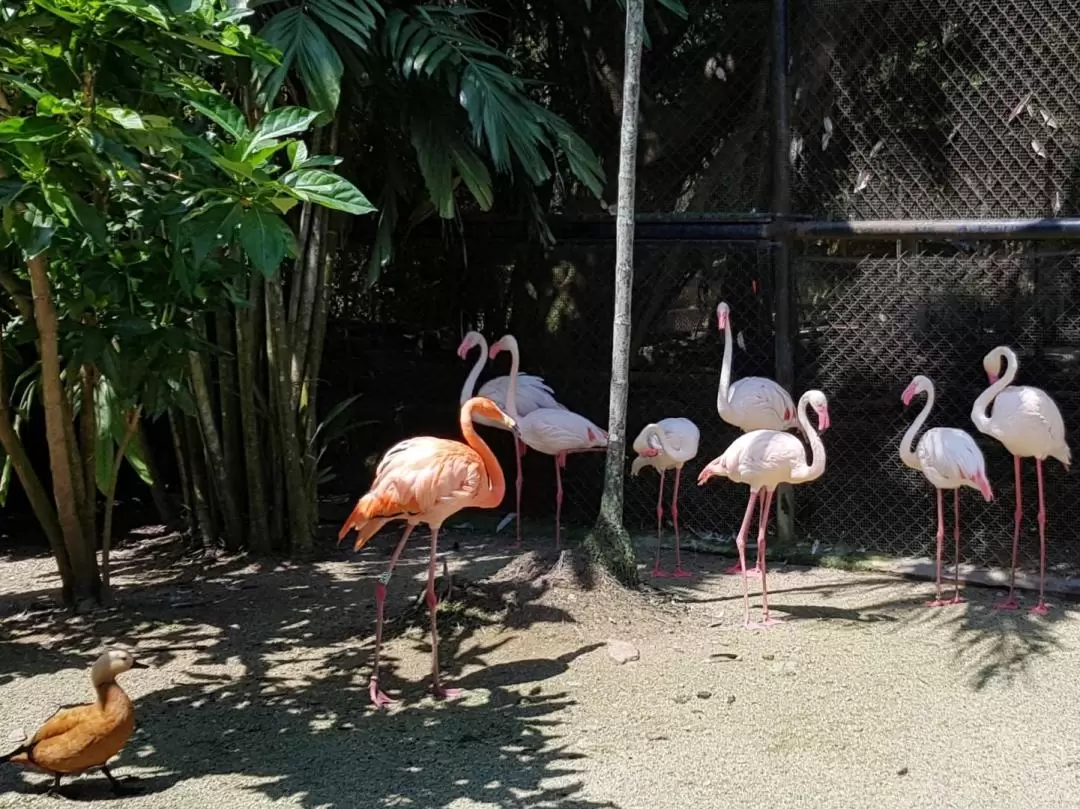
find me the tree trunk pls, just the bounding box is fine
[62,365,92,548]
[216,308,245,537]
[137,421,176,527]
[169,409,194,534]
[79,364,97,513]
[0,327,73,602]
[236,276,270,552]
[26,254,100,608]
[584,0,643,586]
[102,406,141,596]
[265,272,311,554]
[188,350,244,550]
[182,411,216,548]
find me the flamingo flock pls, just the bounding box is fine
[338,300,1071,707]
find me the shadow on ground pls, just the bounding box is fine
[0,528,614,809]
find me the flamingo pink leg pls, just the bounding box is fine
[724,494,764,577]
[426,526,462,700]
[733,490,760,626]
[927,488,949,607]
[651,468,669,578]
[554,452,566,549]
[671,466,693,578]
[369,525,415,708]
[746,488,782,630]
[949,489,965,605]
[1031,459,1050,615]
[996,455,1023,611]
[513,438,525,549]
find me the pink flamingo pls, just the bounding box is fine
[458,330,566,546]
[715,301,798,576]
[900,375,993,607]
[631,419,700,578]
[338,396,516,707]
[971,345,1070,614]
[489,334,607,549]
[698,390,830,629]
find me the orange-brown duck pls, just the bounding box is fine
[2,649,148,796]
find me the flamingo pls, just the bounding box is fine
[971,345,1070,615]
[900,375,993,607]
[631,418,700,578]
[715,300,799,576]
[338,395,517,707]
[489,334,607,549]
[698,390,830,629]
[458,330,566,546]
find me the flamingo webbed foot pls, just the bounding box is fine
[744,616,783,630]
[1030,602,1050,616]
[433,684,464,700]
[369,678,396,709]
[650,566,670,579]
[672,567,695,579]
[994,597,1020,611]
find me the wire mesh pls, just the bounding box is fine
[794,247,1080,569]
[790,0,1080,219]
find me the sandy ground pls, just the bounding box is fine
[2,526,1079,809]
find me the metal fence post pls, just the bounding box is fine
[771,0,797,550]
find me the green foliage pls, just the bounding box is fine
[251,0,607,283]
[0,0,373,492]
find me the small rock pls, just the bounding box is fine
[726,695,736,705]
[646,732,669,742]
[8,729,26,743]
[696,690,712,700]
[606,640,640,665]
[897,767,909,776]
[673,694,691,704]
[761,653,775,661]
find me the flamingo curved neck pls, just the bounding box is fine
[460,334,489,406]
[502,339,521,422]
[716,317,734,417]
[459,400,506,507]
[971,347,1018,435]
[792,394,826,483]
[644,423,673,456]
[901,384,934,470]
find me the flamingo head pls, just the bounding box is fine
[806,389,830,432]
[982,349,1003,384]
[697,459,726,486]
[466,396,517,433]
[488,334,518,361]
[457,330,484,360]
[901,374,931,407]
[716,301,731,331]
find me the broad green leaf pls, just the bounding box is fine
[106,0,170,28]
[30,0,84,23]
[0,180,26,207]
[296,16,342,120]
[287,139,308,168]
[68,195,109,245]
[448,139,494,210]
[190,202,242,266]
[40,183,71,225]
[36,95,77,116]
[169,32,243,55]
[270,195,299,214]
[238,205,293,276]
[254,7,303,110]
[11,204,54,259]
[159,79,247,140]
[99,107,145,130]
[653,0,688,18]
[251,106,319,152]
[0,117,66,143]
[280,169,375,215]
[0,450,11,508]
[94,376,116,494]
[15,142,47,175]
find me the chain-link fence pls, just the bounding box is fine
[323,0,1080,574]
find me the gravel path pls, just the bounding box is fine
[1,530,1078,808]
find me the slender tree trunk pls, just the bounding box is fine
[216,308,245,535]
[62,366,92,547]
[102,406,141,595]
[182,411,216,548]
[266,272,311,554]
[236,277,270,551]
[27,254,100,608]
[585,0,643,586]
[0,328,73,602]
[169,409,194,533]
[188,350,244,550]
[79,363,97,510]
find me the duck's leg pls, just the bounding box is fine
[101,764,139,794]
[44,773,68,799]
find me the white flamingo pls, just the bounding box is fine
[631,418,700,578]
[900,375,993,607]
[971,345,1070,614]
[698,390,830,629]
[715,300,799,576]
[490,334,607,549]
[458,330,566,546]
